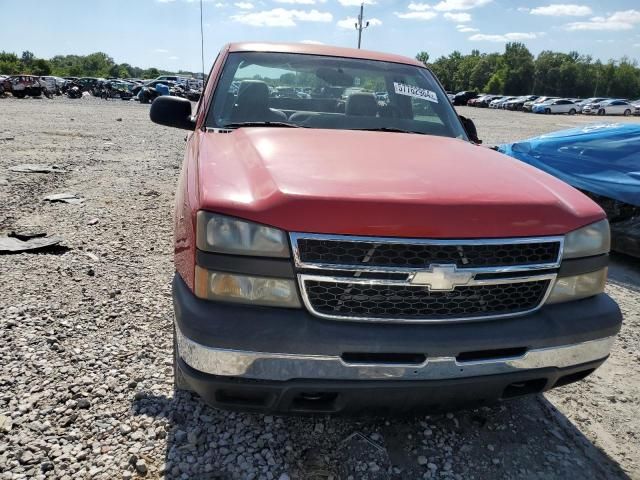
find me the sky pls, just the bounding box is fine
[1,0,639,72]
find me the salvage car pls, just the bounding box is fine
[4,75,45,98]
[150,42,622,414]
[498,123,640,259]
[532,98,577,115]
[582,99,633,116]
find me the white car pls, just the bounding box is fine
[532,99,577,115]
[583,99,633,116]
[489,96,516,108]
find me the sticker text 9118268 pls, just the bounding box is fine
[393,82,439,104]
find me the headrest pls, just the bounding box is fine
[345,92,378,116]
[237,80,270,109]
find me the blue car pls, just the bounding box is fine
[498,123,640,257]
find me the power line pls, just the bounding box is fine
[355,2,369,49]
[200,0,205,79]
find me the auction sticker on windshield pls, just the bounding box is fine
[393,83,438,103]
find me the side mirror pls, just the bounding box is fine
[150,96,195,130]
[459,115,481,144]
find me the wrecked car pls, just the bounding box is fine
[498,123,640,259]
[150,42,622,414]
[4,75,45,98]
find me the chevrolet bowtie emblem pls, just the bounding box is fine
[410,265,474,291]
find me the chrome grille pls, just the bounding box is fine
[291,233,562,323]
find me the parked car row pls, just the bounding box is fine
[462,92,640,116]
[0,74,204,103]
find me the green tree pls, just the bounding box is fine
[484,72,504,94]
[30,58,51,76]
[501,42,534,94]
[416,51,429,66]
[0,51,22,74]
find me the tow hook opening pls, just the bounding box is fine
[457,347,527,363]
[553,368,596,388]
[502,378,547,398]
[292,392,339,411]
[341,352,427,365]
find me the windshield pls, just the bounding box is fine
[207,51,467,139]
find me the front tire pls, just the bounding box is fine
[545,108,551,114]
[598,109,605,116]
[569,108,576,115]
[624,109,631,116]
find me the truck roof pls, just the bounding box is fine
[227,42,423,67]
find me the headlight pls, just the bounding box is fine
[562,219,610,259]
[196,211,289,257]
[546,268,607,304]
[195,267,301,308]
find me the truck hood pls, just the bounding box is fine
[196,128,603,238]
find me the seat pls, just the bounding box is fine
[345,92,378,116]
[232,80,287,122]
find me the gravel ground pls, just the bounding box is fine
[1,97,639,480]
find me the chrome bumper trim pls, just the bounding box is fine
[176,326,614,382]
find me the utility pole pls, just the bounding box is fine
[355,2,369,49]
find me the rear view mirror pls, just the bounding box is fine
[316,67,353,87]
[150,96,195,130]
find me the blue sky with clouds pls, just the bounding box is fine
[1,0,639,72]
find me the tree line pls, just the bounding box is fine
[0,51,200,80]
[417,42,640,99]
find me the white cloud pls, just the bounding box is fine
[275,0,316,3]
[337,16,382,28]
[154,48,169,53]
[301,40,325,44]
[444,12,471,22]
[433,0,491,12]
[530,4,592,16]
[407,2,431,11]
[168,56,179,60]
[156,0,175,3]
[234,1,253,8]
[456,25,478,32]
[214,2,227,6]
[231,8,332,26]
[469,32,537,42]
[338,0,375,5]
[564,10,640,31]
[395,11,438,20]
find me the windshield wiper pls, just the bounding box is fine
[221,121,306,129]
[357,127,424,135]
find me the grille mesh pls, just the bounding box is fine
[304,280,550,320]
[296,239,560,269]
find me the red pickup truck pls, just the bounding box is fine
[151,42,622,414]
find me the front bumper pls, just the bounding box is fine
[173,275,621,412]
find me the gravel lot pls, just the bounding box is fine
[1,97,639,480]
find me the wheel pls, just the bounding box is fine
[545,108,551,114]
[173,325,192,392]
[12,91,26,98]
[569,108,576,115]
[624,109,631,116]
[598,109,605,116]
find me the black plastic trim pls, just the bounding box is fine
[176,356,606,414]
[196,250,295,279]
[558,254,608,277]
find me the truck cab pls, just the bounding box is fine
[151,42,622,414]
